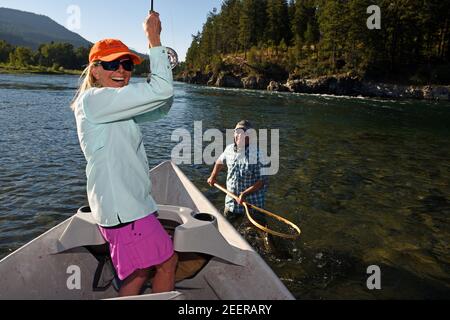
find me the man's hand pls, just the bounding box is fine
[208,163,224,187]
[237,193,246,205]
[143,12,162,48]
[207,176,217,187]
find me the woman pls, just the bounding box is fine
[71,12,177,297]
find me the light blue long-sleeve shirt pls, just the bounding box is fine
[74,46,174,227]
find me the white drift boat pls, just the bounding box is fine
[0,161,294,300]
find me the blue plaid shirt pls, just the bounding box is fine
[217,144,268,214]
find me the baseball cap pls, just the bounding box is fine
[89,39,142,65]
[235,120,253,131]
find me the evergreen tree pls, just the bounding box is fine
[317,0,351,71]
[254,0,268,45]
[37,42,77,69]
[75,46,90,69]
[186,32,202,70]
[219,0,242,54]
[0,40,13,63]
[266,0,291,46]
[9,47,34,66]
[200,12,219,62]
[239,0,257,52]
[291,0,309,44]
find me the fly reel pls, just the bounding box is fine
[166,47,179,70]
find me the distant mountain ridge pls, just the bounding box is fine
[0,7,91,49]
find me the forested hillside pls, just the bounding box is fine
[180,0,450,85]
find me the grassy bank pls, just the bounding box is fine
[0,64,82,76]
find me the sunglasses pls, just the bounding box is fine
[94,59,134,72]
[234,128,248,135]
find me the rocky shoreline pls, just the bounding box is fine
[175,72,450,101]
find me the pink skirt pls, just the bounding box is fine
[99,213,174,281]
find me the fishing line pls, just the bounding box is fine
[149,0,179,70]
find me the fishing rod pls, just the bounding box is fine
[150,0,179,70]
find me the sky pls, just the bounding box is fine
[0,0,223,61]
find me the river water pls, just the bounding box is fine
[0,73,449,299]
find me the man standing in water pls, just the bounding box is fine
[207,120,272,250]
